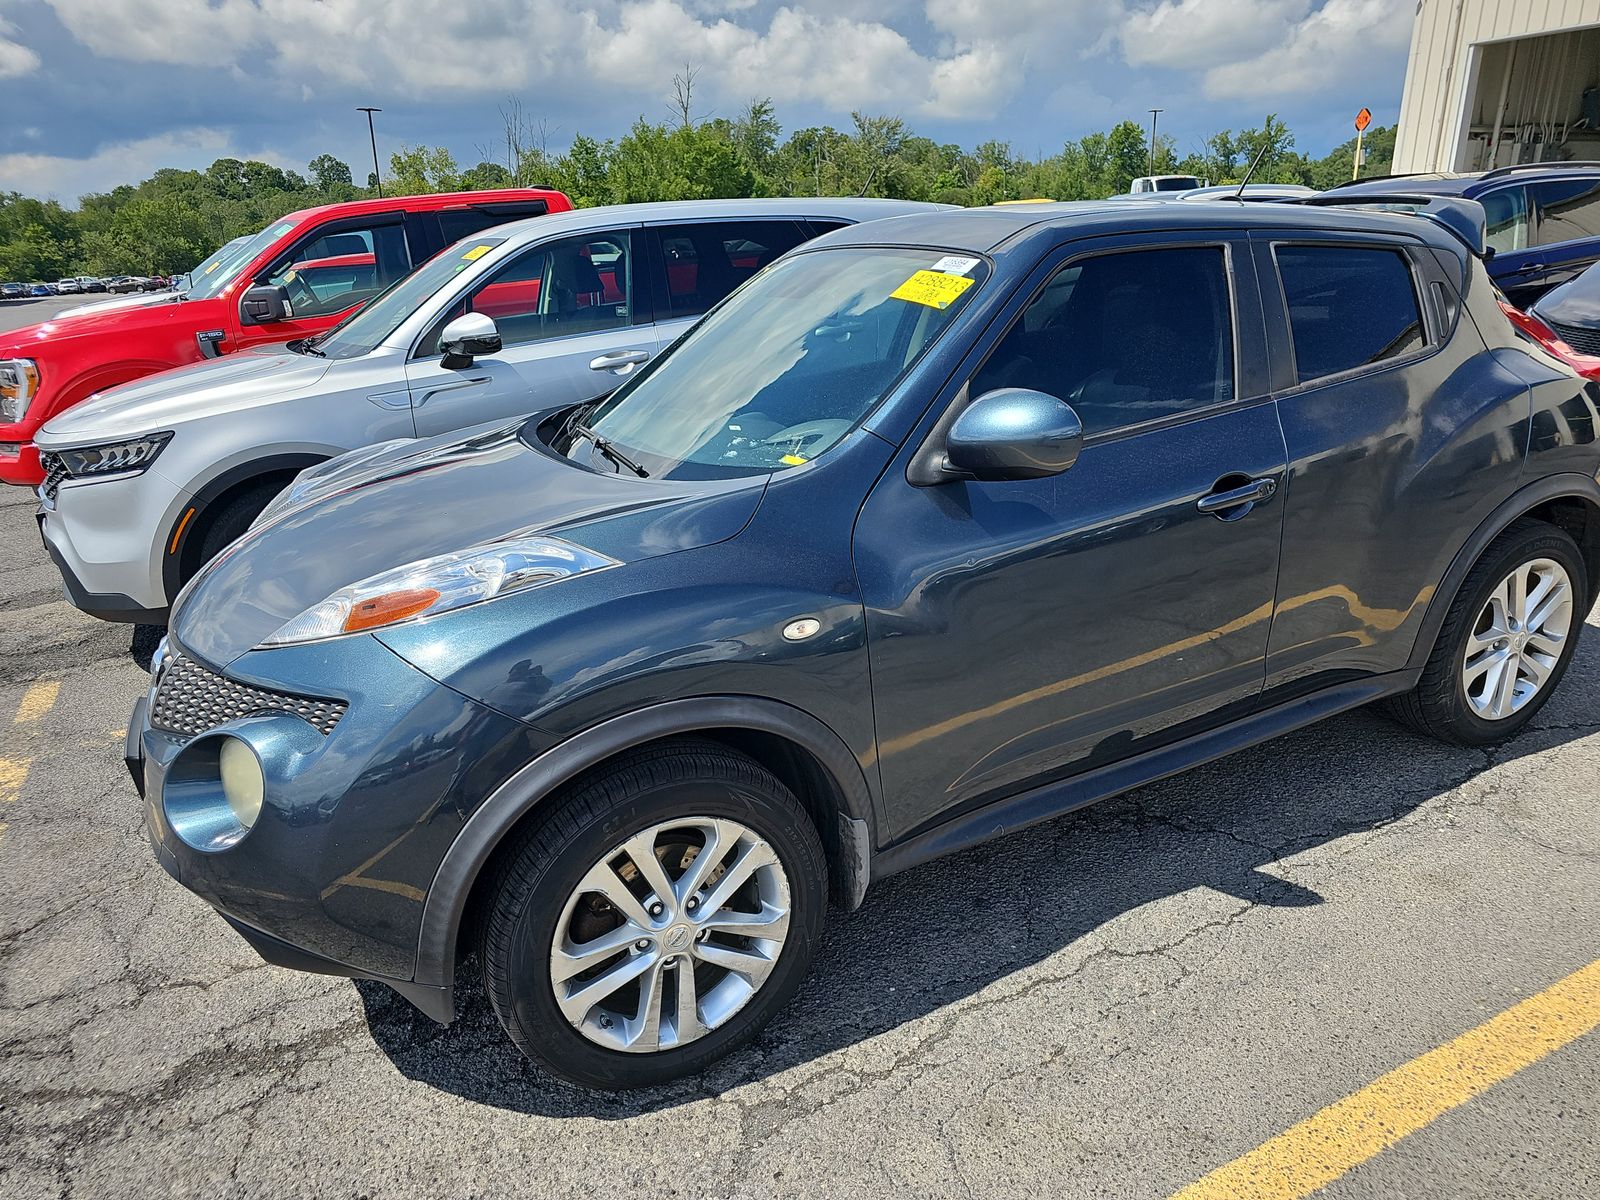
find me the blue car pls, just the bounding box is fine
[28,283,53,297]
[1335,164,1600,309]
[130,198,1600,1088]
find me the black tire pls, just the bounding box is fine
[1384,518,1587,745]
[478,738,828,1089]
[192,480,285,569]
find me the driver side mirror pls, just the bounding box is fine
[941,388,1083,482]
[241,284,292,325]
[439,312,501,369]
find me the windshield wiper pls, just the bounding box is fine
[572,422,648,478]
[287,337,325,357]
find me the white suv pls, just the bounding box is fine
[35,198,944,623]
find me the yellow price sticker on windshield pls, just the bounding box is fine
[780,453,808,466]
[891,269,974,310]
[462,244,493,261]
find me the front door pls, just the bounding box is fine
[856,238,1288,840]
[405,228,657,437]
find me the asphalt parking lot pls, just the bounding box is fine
[1,294,1597,1199]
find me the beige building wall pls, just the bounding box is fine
[1394,0,1600,173]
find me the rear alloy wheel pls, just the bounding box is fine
[1385,518,1587,745]
[1460,557,1573,721]
[479,739,827,1088]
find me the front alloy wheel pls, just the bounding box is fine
[479,739,827,1088]
[1462,557,1573,721]
[551,817,792,1053]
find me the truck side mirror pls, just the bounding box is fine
[241,284,292,325]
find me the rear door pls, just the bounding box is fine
[405,226,654,436]
[1524,177,1600,298]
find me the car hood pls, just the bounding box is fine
[56,290,178,319]
[171,421,766,666]
[1532,264,1600,330]
[35,348,333,445]
[0,289,222,357]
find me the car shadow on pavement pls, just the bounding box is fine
[354,649,1600,1118]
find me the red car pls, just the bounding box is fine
[0,188,571,487]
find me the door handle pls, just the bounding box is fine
[590,349,650,373]
[1513,262,1548,275]
[1197,475,1278,516]
[415,375,491,406]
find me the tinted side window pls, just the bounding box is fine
[1529,179,1600,247]
[1481,187,1530,254]
[972,246,1235,437]
[437,203,548,246]
[1275,245,1425,385]
[266,222,410,318]
[427,230,632,351]
[658,220,810,319]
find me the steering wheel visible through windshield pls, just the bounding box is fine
[573,247,989,479]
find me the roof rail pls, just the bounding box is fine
[1323,171,1456,191]
[1293,193,1488,257]
[1480,160,1600,180]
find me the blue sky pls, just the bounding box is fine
[0,0,1415,204]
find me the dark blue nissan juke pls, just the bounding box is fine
[130,198,1600,1088]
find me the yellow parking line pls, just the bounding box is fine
[0,757,27,805]
[1170,958,1600,1200]
[14,681,59,724]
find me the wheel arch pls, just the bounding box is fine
[163,452,328,598]
[413,696,878,997]
[1407,472,1600,674]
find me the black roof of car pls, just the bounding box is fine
[815,197,1487,258]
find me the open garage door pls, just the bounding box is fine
[1457,25,1600,170]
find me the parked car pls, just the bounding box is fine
[1175,184,1317,202]
[1,283,22,299]
[54,278,81,294]
[1333,163,1600,308]
[27,284,52,297]
[77,277,108,293]
[37,198,946,623]
[107,276,143,294]
[1130,174,1204,193]
[1500,295,1600,381]
[126,196,1600,1088]
[1529,258,1600,358]
[0,188,573,487]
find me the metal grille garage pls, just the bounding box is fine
[150,652,346,737]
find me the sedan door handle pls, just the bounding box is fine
[1197,475,1278,516]
[590,349,650,373]
[1513,262,1548,275]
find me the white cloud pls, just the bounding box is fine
[0,128,277,201]
[1121,0,1311,71]
[0,15,40,78]
[1197,0,1412,100]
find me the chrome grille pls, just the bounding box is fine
[150,652,346,737]
[39,451,67,502]
[1551,320,1600,358]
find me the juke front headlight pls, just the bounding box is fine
[0,359,40,423]
[56,432,173,479]
[260,534,620,647]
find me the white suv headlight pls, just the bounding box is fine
[56,432,172,479]
[260,534,619,647]
[0,359,40,423]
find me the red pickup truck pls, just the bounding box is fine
[0,187,572,486]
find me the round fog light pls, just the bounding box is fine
[163,733,267,852]
[219,736,264,830]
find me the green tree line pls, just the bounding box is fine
[0,100,1395,282]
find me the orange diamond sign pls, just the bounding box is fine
[1355,107,1372,132]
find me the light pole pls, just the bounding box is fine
[358,107,383,197]
[1147,108,1163,177]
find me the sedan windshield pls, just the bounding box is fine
[311,236,508,361]
[578,247,988,479]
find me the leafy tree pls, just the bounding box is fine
[308,154,354,191]
[387,145,462,194]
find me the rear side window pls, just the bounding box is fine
[437,203,548,246]
[657,220,810,319]
[971,246,1235,437]
[1275,246,1425,385]
[1529,179,1600,247]
[1481,187,1530,254]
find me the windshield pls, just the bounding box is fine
[183,223,294,301]
[310,236,508,361]
[575,247,988,479]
